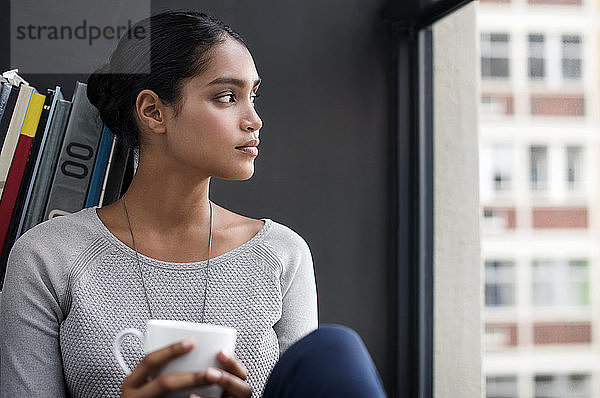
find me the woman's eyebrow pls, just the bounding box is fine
[207,77,262,88]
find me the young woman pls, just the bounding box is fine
[0,11,386,398]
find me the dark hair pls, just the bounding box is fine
[87,10,245,153]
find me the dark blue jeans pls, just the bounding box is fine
[262,324,387,397]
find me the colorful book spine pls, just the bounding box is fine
[43,82,103,220]
[21,98,71,233]
[85,126,114,208]
[15,87,62,237]
[0,91,45,251]
[0,84,34,199]
[1,92,53,268]
[0,85,21,152]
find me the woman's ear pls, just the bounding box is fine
[135,89,168,135]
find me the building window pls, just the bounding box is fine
[485,324,518,349]
[532,259,590,307]
[486,375,518,398]
[483,207,517,230]
[481,33,510,79]
[568,260,590,306]
[562,35,582,80]
[530,145,548,191]
[534,374,591,398]
[492,144,513,191]
[528,34,545,80]
[566,146,583,191]
[481,94,514,116]
[485,260,516,306]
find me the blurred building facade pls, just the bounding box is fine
[478,0,600,396]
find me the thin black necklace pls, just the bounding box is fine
[120,197,214,322]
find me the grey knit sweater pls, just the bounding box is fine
[0,206,318,397]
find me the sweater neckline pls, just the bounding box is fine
[87,206,272,270]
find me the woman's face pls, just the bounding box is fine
[161,37,262,181]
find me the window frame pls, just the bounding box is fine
[384,0,475,396]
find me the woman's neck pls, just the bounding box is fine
[119,161,213,235]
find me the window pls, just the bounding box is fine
[486,375,518,398]
[486,260,516,306]
[485,324,518,349]
[566,146,583,191]
[481,94,514,116]
[481,33,510,79]
[492,144,513,191]
[568,260,590,306]
[562,35,582,80]
[483,207,517,230]
[530,145,548,191]
[532,259,590,307]
[528,34,545,79]
[534,374,591,398]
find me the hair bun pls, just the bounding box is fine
[87,63,113,113]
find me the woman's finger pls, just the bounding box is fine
[135,370,210,398]
[216,350,248,380]
[123,340,195,388]
[204,367,252,398]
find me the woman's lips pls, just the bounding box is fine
[236,146,258,156]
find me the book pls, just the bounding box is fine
[100,135,131,206]
[1,91,53,269]
[43,82,103,220]
[0,85,20,152]
[15,87,62,238]
[85,126,114,208]
[0,83,12,125]
[0,91,45,252]
[0,84,34,199]
[98,134,117,207]
[20,97,71,233]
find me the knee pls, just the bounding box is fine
[302,324,367,355]
[310,324,362,344]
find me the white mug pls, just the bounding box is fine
[113,319,237,398]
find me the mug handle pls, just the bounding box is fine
[113,328,144,375]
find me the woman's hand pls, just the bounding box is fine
[120,340,252,398]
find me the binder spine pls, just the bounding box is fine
[43,82,103,220]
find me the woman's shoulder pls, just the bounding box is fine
[262,218,310,250]
[259,218,312,267]
[13,207,102,256]
[5,207,105,294]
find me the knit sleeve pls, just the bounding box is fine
[268,224,318,354]
[0,232,68,397]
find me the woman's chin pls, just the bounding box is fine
[218,167,255,181]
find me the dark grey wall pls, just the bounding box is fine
[2,0,396,393]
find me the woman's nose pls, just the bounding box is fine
[242,107,263,132]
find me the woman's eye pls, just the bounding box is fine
[216,93,236,103]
